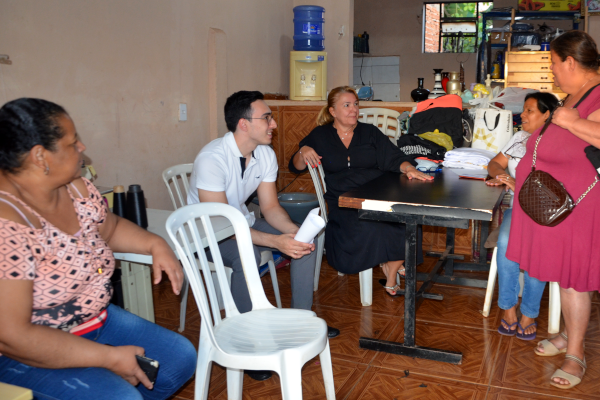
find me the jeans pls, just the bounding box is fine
[208,218,316,313]
[497,208,547,318]
[0,304,197,400]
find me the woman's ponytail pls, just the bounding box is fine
[317,105,334,126]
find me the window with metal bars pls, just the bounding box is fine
[423,2,493,53]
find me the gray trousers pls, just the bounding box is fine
[207,218,316,313]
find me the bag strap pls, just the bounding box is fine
[531,83,600,169]
[572,83,600,204]
[573,82,600,108]
[574,176,599,206]
[483,111,501,131]
[530,83,600,203]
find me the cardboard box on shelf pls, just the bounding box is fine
[518,0,581,11]
[489,32,508,44]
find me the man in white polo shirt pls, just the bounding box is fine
[188,92,339,380]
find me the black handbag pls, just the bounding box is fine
[519,89,599,227]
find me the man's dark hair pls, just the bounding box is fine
[224,91,264,132]
[0,98,68,173]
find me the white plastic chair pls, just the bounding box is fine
[482,247,561,334]
[166,203,335,400]
[358,107,402,145]
[307,164,373,306]
[162,164,281,333]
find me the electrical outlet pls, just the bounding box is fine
[179,103,187,121]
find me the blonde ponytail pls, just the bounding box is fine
[316,105,334,126]
[315,86,359,126]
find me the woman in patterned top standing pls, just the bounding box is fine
[0,98,196,400]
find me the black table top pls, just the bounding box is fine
[339,169,506,221]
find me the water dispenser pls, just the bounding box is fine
[289,51,327,100]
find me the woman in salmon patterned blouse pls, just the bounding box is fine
[0,98,196,400]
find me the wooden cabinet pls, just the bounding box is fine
[505,51,566,99]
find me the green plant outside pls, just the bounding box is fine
[439,2,493,53]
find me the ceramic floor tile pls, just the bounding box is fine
[491,335,600,399]
[369,320,501,385]
[315,266,407,316]
[486,385,595,399]
[262,260,341,309]
[415,283,502,331]
[184,358,366,400]
[345,366,489,400]
[312,304,403,364]
[155,254,600,399]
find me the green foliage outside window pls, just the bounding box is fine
[426,2,493,53]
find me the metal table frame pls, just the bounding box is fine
[339,170,505,364]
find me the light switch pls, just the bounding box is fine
[179,103,187,121]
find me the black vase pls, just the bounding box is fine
[125,184,148,229]
[411,78,430,102]
[112,185,127,218]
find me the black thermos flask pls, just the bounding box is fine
[112,185,127,218]
[125,184,148,229]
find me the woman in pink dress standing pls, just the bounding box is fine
[507,31,600,390]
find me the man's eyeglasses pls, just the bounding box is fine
[246,114,274,124]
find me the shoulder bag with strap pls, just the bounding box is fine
[518,85,600,227]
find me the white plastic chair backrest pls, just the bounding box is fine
[358,107,402,144]
[166,203,274,349]
[162,164,193,210]
[308,164,328,223]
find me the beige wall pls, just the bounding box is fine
[354,0,582,102]
[0,0,354,209]
[589,15,600,41]
[292,0,354,89]
[0,0,297,209]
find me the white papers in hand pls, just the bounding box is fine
[294,208,325,244]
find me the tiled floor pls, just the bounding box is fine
[154,255,600,400]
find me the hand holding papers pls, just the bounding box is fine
[294,208,325,244]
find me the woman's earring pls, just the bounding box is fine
[44,166,49,175]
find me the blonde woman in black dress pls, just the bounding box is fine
[289,86,432,296]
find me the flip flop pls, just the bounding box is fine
[497,319,518,336]
[516,321,537,341]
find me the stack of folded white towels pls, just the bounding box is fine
[442,148,496,170]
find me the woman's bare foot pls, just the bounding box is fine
[500,306,518,333]
[536,332,568,355]
[518,315,537,336]
[553,353,586,386]
[381,262,404,295]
